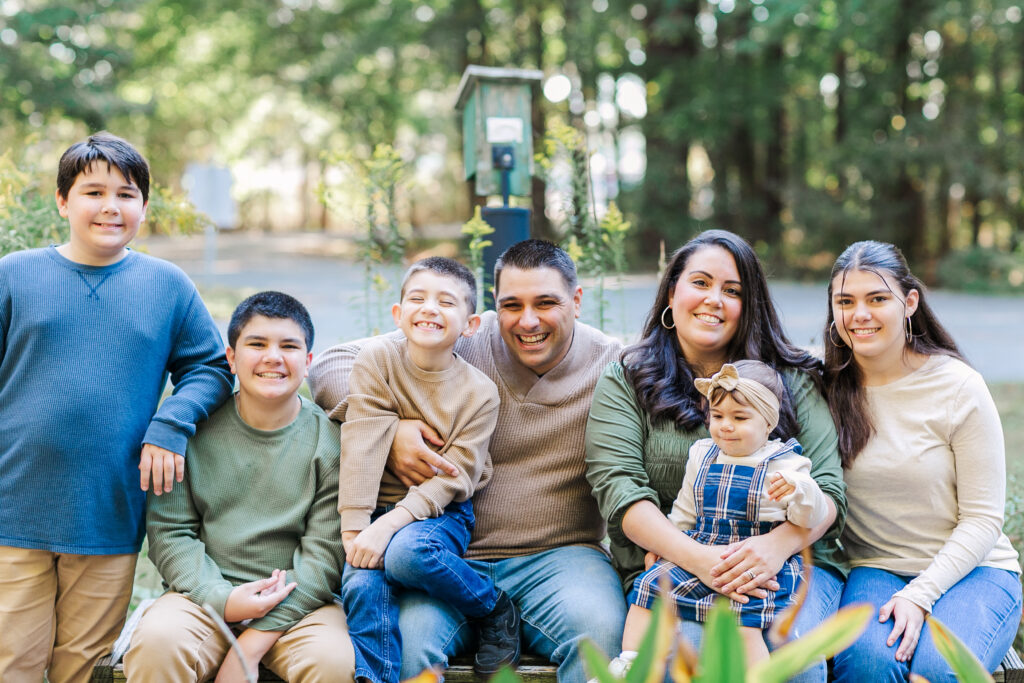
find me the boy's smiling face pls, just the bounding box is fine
[55,162,147,266]
[226,315,312,406]
[392,270,479,359]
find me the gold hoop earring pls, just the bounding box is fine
[905,316,913,343]
[828,321,846,348]
[660,306,675,330]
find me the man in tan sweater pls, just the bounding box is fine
[310,241,626,683]
[338,257,519,682]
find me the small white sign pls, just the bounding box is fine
[182,163,237,229]
[486,117,524,144]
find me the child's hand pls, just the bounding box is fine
[341,530,358,559]
[346,521,396,569]
[139,443,184,495]
[644,551,661,570]
[767,472,795,501]
[223,569,296,622]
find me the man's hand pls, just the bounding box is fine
[223,570,296,622]
[879,596,927,662]
[139,443,184,495]
[386,419,457,487]
[345,508,414,569]
[214,628,283,683]
[767,472,796,501]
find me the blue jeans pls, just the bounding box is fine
[392,545,627,683]
[833,566,1022,683]
[341,500,498,683]
[677,565,844,683]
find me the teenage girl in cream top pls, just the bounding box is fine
[823,240,1021,682]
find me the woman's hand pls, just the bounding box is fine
[879,596,926,662]
[622,500,769,603]
[679,542,772,604]
[643,551,662,570]
[710,535,786,596]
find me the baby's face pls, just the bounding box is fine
[708,394,771,457]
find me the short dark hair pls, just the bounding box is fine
[57,131,151,203]
[228,291,314,349]
[824,240,963,466]
[494,239,578,294]
[400,256,477,311]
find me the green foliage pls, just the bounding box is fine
[582,597,675,683]
[536,122,634,328]
[0,149,61,257]
[926,616,996,683]
[749,603,874,683]
[0,146,210,258]
[4,0,1023,287]
[536,120,593,283]
[936,247,1024,294]
[144,183,213,237]
[321,143,409,335]
[535,121,591,244]
[461,206,494,312]
[577,571,874,683]
[695,600,746,683]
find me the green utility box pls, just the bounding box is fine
[455,65,543,198]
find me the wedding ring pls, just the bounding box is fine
[745,569,757,582]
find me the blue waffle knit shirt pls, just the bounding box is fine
[0,246,234,555]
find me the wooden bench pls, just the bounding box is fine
[90,651,1024,682]
[92,600,1023,682]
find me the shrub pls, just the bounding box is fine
[936,246,1024,294]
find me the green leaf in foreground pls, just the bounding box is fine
[927,615,994,683]
[748,603,872,683]
[695,599,745,683]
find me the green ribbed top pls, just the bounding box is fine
[146,395,343,631]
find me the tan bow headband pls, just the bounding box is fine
[694,364,780,432]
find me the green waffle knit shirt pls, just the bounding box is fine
[146,395,343,632]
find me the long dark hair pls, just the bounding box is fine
[823,241,963,466]
[622,230,822,435]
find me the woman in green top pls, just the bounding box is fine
[584,230,846,682]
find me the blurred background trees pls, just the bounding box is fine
[2,0,1023,287]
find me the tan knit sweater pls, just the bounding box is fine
[310,311,622,558]
[338,336,499,533]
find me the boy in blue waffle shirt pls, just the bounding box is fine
[0,131,233,682]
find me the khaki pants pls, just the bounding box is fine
[0,546,137,683]
[124,592,355,682]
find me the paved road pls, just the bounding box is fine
[138,232,1024,382]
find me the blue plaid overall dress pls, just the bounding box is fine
[628,438,804,628]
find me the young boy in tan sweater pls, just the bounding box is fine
[338,257,519,683]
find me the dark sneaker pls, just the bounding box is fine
[473,590,521,676]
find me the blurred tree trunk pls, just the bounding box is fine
[638,0,699,248]
[890,0,926,262]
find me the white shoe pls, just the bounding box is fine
[587,650,637,683]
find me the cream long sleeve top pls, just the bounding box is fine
[338,336,499,532]
[668,438,830,531]
[842,354,1020,612]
